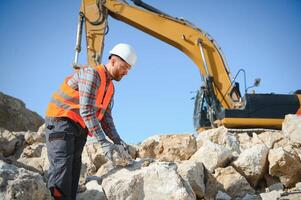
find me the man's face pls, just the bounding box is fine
[111,57,131,81]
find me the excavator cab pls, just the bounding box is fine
[194,87,301,130]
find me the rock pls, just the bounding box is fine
[0,129,24,157]
[24,124,46,145]
[267,183,284,192]
[82,142,108,174]
[177,160,205,198]
[96,162,115,177]
[278,192,301,200]
[260,190,282,200]
[76,180,106,200]
[268,146,301,187]
[257,131,284,148]
[264,173,280,188]
[295,182,301,190]
[85,142,133,179]
[138,134,197,162]
[0,91,44,132]
[101,162,195,200]
[236,132,253,152]
[242,193,261,200]
[282,114,301,145]
[128,143,139,159]
[17,143,49,174]
[215,191,231,200]
[273,137,290,149]
[213,166,255,199]
[197,126,240,154]
[189,140,234,173]
[0,160,52,200]
[232,144,269,187]
[237,132,264,152]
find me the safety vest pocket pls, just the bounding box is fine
[48,132,66,142]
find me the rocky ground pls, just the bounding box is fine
[1,92,301,200]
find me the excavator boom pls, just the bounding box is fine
[77,0,301,130]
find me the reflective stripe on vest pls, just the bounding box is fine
[46,65,114,129]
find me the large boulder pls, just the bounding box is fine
[189,140,234,173]
[101,162,195,200]
[257,131,284,149]
[268,145,301,187]
[0,92,44,132]
[210,166,255,199]
[0,129,24,157]
[82,141,107,175]
[282,114,301,145]
[0,160,51,200]
[197,126,240,154]
[177,160,205,198]
[17,142,49,174]
[138,134,197,162]
[24,124,46,145]
[232,144,269,187]
[77,180,106,200]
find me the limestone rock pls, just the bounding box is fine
[177,160,205,198]
[267,183,284,192]
[189,140,234,173]
[236,132,252,151]
[24,124,46,145]
[128,143,139,159]
[237,132,264,152]
[82,142,106,175]
[257,131,284,149]
[205,166,255,199]
[138,134,196,162]
[268,146,301,187]
[260,190,282,200]
[242,193,261,200]
[0,91,44,132]
[273,137,290,149]
[282,114,301,145]
[232,144,269,187]
[77,180,106,200]
[216,191,231,200]
[17,143,49,174]
[101,162,195,200]
[197,126,240,154]
[0,129,24,157]
[0,160,51,200]
[84,141,133,180]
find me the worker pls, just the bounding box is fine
[44,43,137,200]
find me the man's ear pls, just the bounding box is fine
[109,57,115,66]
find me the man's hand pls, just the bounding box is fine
[120,140,129,152]
[99,138,118,161]
[112,137,128,152]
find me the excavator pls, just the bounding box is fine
[74,0,301,131]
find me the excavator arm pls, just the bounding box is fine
[76,0,301,130]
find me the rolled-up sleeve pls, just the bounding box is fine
[78,67,106,141]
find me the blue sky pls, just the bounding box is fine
[0,0,300,144]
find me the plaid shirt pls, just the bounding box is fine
[67,66,120,142]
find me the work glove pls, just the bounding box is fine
[99,138,119,161]
[112,137,129,152]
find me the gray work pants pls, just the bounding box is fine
[45,117,87,200]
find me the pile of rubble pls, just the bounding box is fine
[1,92,301,200]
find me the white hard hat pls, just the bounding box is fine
[109,43,137,66]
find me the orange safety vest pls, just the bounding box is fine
[46,65,114,131]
